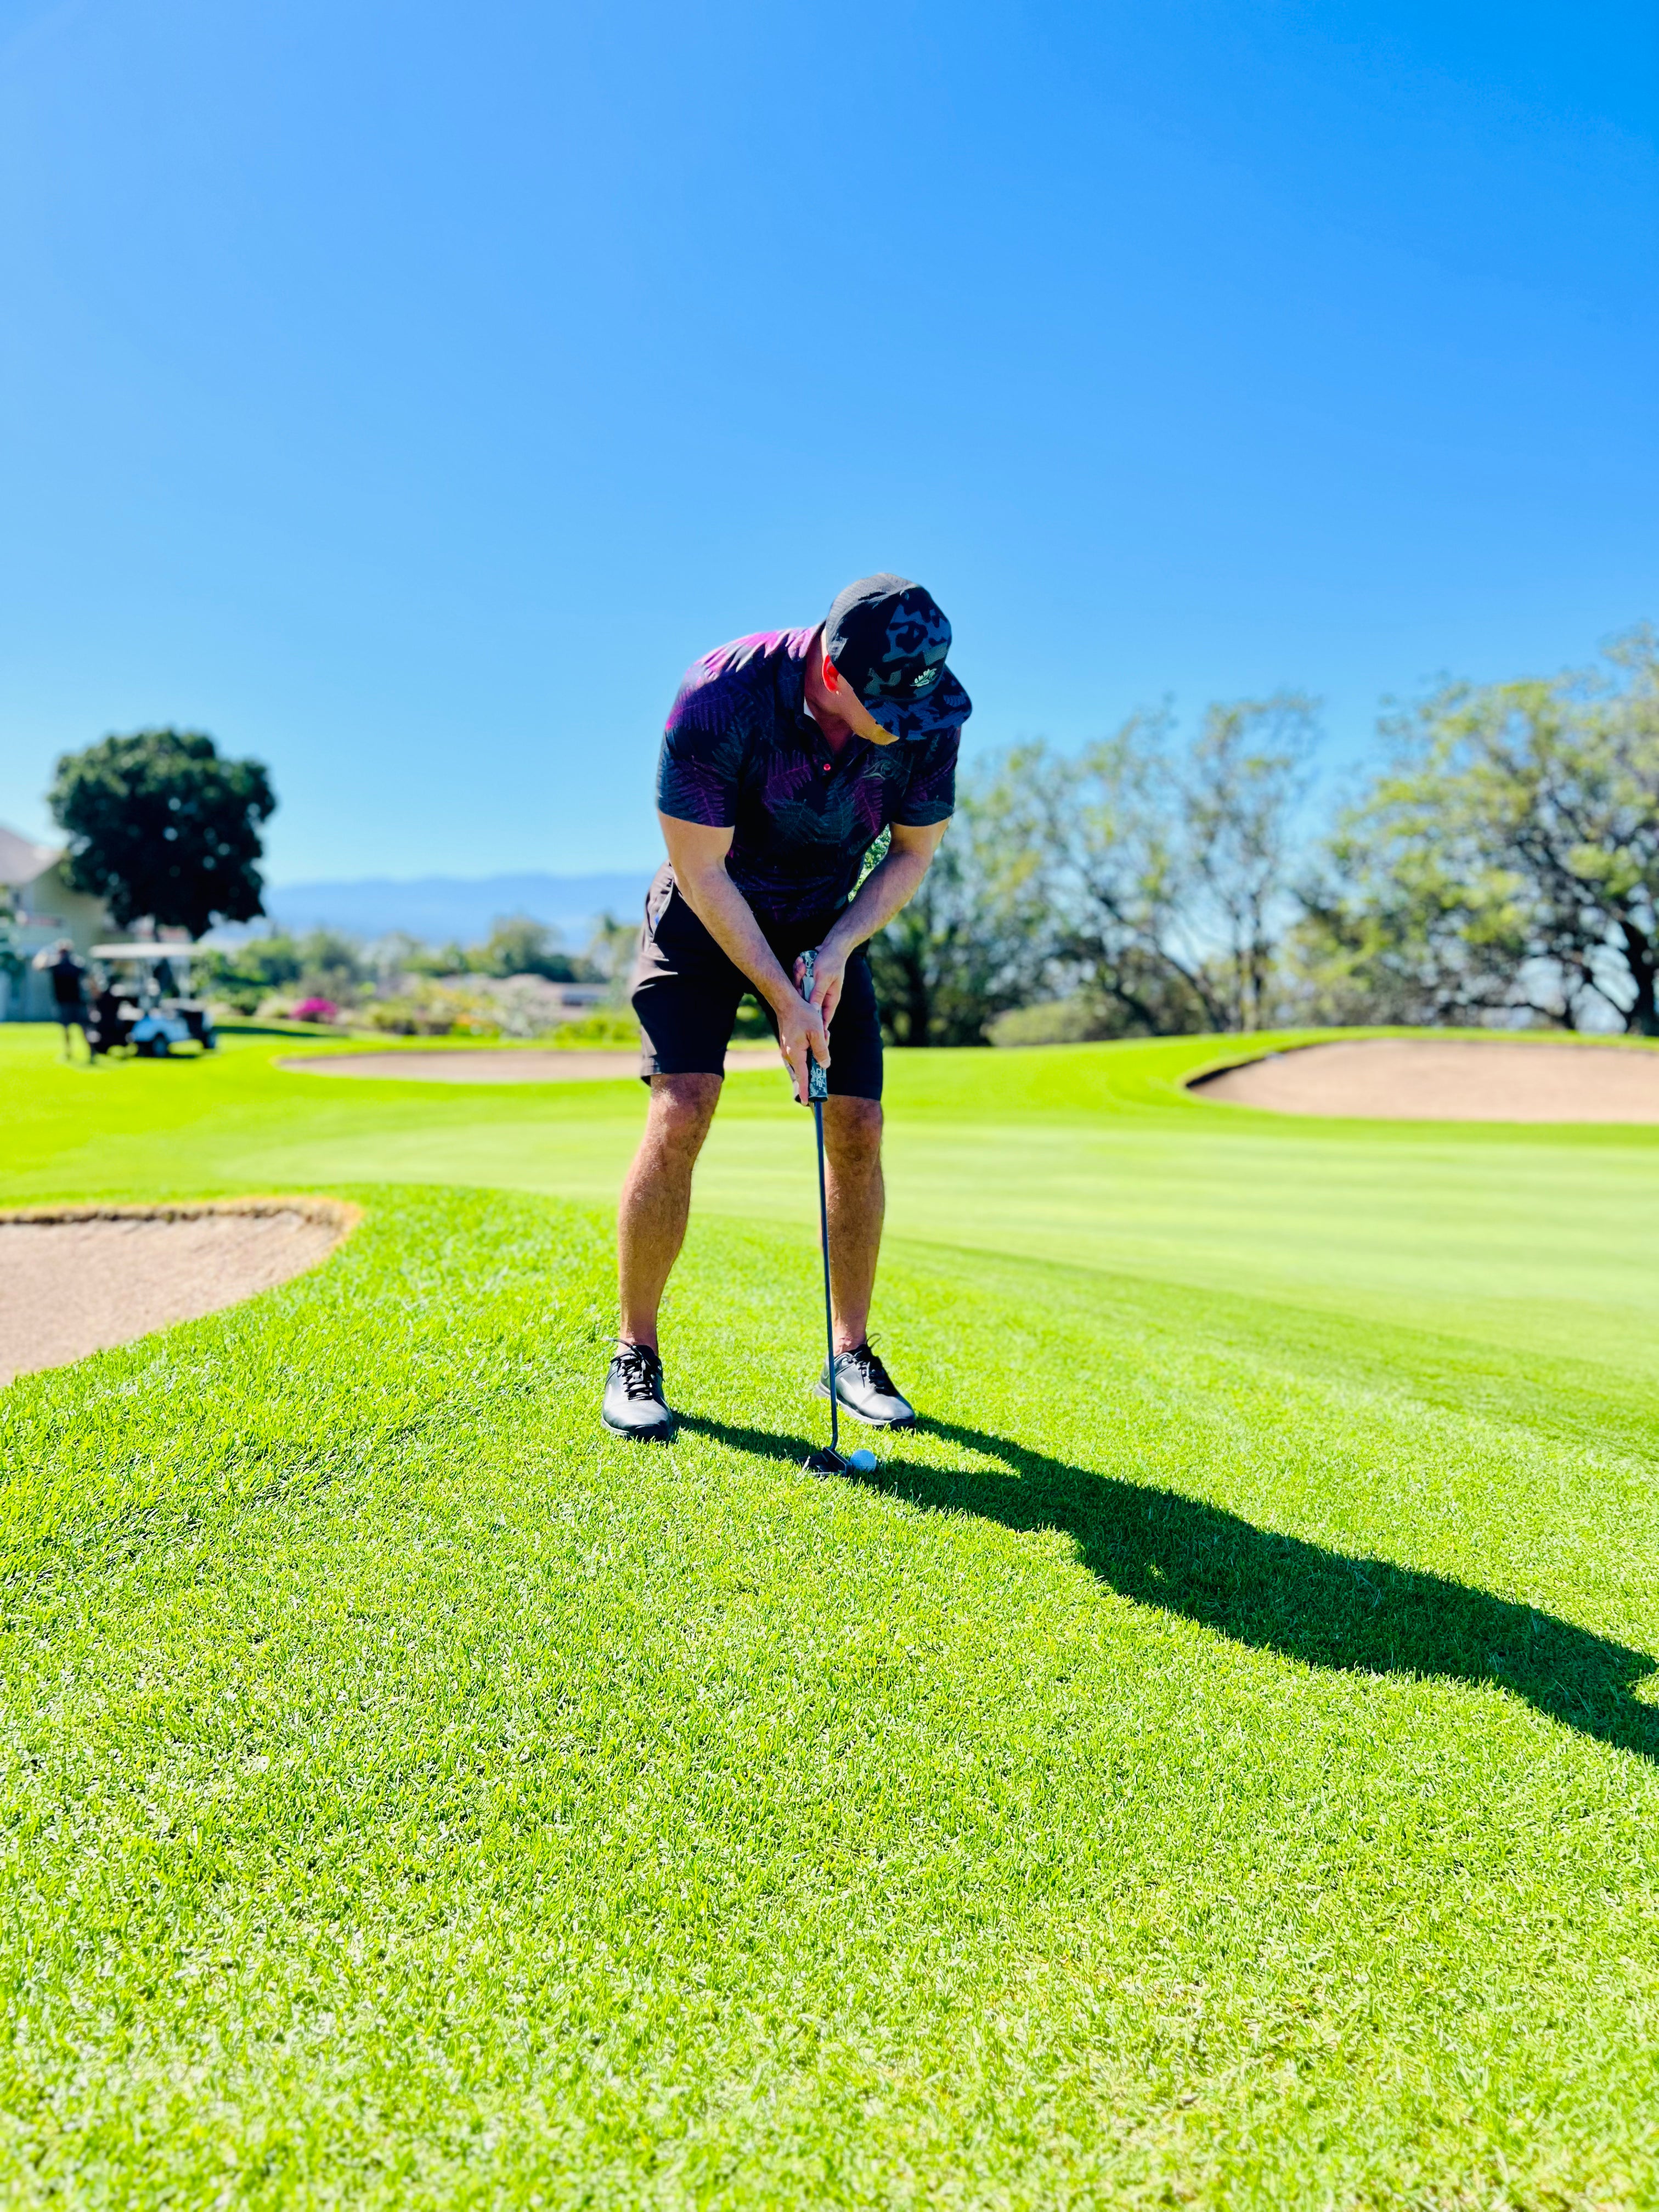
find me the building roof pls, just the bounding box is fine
[0,824,62,888]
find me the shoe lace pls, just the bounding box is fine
[614,1344,663,1401]
[841,1341,896,1395]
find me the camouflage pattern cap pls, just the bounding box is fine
[822,574,972,742]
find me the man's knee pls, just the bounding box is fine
[825,1094,883,1170]
[645,1072,722,1156]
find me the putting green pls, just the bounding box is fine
[9,1025,1657,1379]
[3,1022,1658,2207]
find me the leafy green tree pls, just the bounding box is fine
[866,772,1051,1046]
[49,729,276,938]
[997,719,1220,1035]
[294,929,370,1007]
[371,932,454,980]
[193,928,370,1015]
[1293,629,1659,1032]
[1185,694,1317,1030]
[471,913,580,981]
[191,932,306,1015]
[584,912,639,1009]
[956,696,1317,1041]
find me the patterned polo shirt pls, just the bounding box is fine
[656,627,963,928]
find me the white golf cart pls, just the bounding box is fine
[89,944,217,1058]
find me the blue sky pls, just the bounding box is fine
[1,0,1654,884]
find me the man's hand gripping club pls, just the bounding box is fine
[795,950,831,1103]
[773,941,834,1105]
[656,812,833,1105]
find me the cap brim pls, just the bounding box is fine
[866,663,973,741]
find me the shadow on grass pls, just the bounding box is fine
[676,1410,1659,1763]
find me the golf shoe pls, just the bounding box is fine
[602,1342,675,1442]
[816,1341,916,1428]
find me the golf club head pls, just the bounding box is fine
[801,1446,880,1476]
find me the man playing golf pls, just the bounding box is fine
[33,939,90,1060]
[602,574,972,1442]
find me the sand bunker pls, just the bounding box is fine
[1,1200,357,1386]
[1192,1036,1659,1122]
[280,1048,780,1082]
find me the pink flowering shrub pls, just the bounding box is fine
[294,996,338,1024]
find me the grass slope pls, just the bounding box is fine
[2,1028,1658,2205]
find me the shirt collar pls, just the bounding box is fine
[787,624,871,753]
[780,625,815,725]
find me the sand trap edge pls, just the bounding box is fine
[1183,1035,1658,1092]
[1181,1033,1659,1123]
[1183,1040,1380,1102]
[0,1196,363,1236]
[0,1199,365,1388]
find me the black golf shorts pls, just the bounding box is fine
[630,865,883,1099]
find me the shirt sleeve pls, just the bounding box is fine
[656,668,749,827]
[893,727,960,826]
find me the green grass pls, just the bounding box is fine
[3,1023,1658,2207]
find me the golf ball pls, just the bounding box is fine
[848,1447,878,1472]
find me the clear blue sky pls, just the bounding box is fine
[1,0,1654,883]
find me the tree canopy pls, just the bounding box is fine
[470,914,580,982]
[867,633,1659,1046]
[895,697,1316,1046]
[1294,629,1659,1034]
[49,729,276,939]
[865,793,1051,1048]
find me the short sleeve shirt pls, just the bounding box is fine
[50,956,86,1007]
[656,627,960,928]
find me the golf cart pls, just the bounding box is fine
[88,944,217,1058]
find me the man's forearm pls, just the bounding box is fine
[673,863,799,1010]
[821,844,934,959]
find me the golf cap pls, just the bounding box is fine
[822,574,972,742]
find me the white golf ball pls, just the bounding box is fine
[848,1447,878,1472]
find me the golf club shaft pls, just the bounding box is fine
[812,1094,838,1455]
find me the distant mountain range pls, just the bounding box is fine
[259,870,656,947]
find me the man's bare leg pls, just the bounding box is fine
[823,1096,884,1351]
[617,1073,721,1351]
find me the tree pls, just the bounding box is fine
[471,913,580,982]
[292,929,370,1007]
[192,928,369,1016]
[996,719,1221,1036]
[584,911,640,1009]
[49,729,276,938]
[371,931,455,980]
[1293,629,1659,1033]
[946,695,1318,1041]
[866,772,1052,1046]
[191,933,304,1015]
[1184,693,1317,1030]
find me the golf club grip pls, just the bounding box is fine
[798,949,829,1102]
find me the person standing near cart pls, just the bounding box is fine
[601,574,972,1442]
[33,940,90,1060]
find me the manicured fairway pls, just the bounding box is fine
[3,1025,1658,2207]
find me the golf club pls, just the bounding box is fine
[797,950,878,1477]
